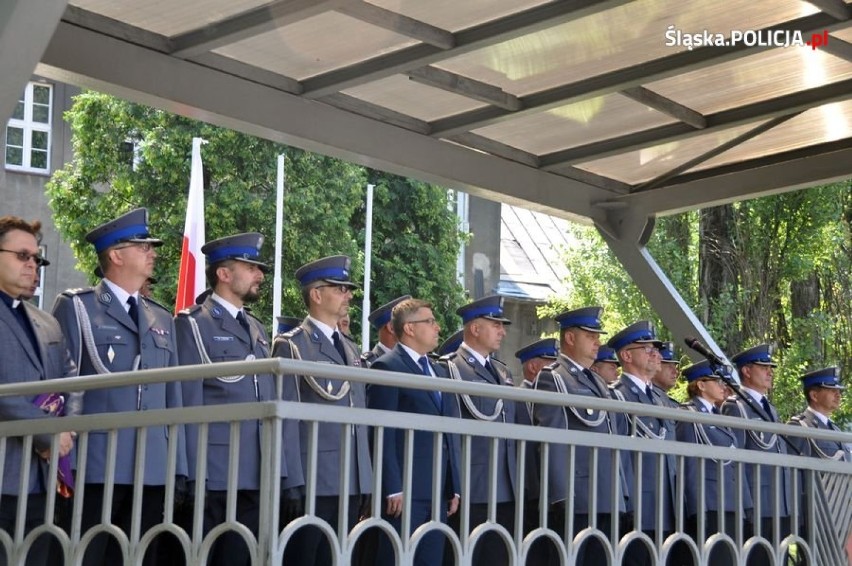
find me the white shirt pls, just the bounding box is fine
[103,278,139,313]
[805,406,830,426]
[460,341,489,367]
[399,342,433,375]
[695,396,715,413]
[622,372,650,391]
[307,315,336,342]
[210,292,242,319]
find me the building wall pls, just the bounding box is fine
[1,78,87,307]
[463,195,501,300]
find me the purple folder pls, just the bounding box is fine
[33,392,74,497]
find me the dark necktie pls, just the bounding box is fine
[236,310,251,336]
[761,396,774,421]
[484,359,500,382]
[712,407,720,415]
[583,368,605,396]
[418,356,442,407]
[828,419,837,431]
[645,384,656,403]
[126,296,139,326]
[332,330,347,363]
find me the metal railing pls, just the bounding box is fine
[0,359,850,565]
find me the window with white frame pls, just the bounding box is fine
[5,82,52,173]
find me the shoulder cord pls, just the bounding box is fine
[684,405,732,465]
[284,337,351,402]
[796,419,847,461]
[732,398,778,450]
[550,369,608,428]
[186,316,257,390]
[72,295,141,374]
[445,359,504,422]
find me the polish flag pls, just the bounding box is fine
[175,137,206,313]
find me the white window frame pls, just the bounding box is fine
[5,82,52,173]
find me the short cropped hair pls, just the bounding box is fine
[391,298,432,338]
[0,216,42,245]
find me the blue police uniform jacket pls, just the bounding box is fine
[271,318,371,496]
[438,345,522,505]
[367,344,461,502]
[676,398,753,518]
[175,296,293,491]
[0,300,77,495]
[533,354,629,515]
[52,282,187,484]
[612,373,677,531]
[787,408,852,462]
[720,394,792,519]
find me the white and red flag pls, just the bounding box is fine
[175,137,206,313]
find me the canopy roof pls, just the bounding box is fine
[16,0,851,226]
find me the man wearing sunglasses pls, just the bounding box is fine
[271,255,371,566]
[52,208,186,566]
[0,215,76,565]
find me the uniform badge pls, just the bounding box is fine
[468,357,475,364]
[327,382,333,393]
[100,292,112,304]
[211,306,222,317]
[586,408,594,415]
[151,327,169,335]
[107,345,115,364]
[245,354,256,361]
[213,336,235,342]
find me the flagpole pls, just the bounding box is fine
[361,183,374,352]
[175,137,207,313]
[272,153,286,337]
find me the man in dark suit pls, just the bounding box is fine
[438,295,522,566]
[0,216,76,566]
[52,208,187,566]
[175,232,296,566]
[609,321,677,563]
[271,255,371,566]
[361,295,411,367]
[533,307,629,566]
[787,366,850,461]
[720,344,793,566]
[367,298,461,566]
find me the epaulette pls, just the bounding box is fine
[246,310,263,324]
[60,287,94,297]
[490,357,508,369]
[361,350,377,363]
[544,360,560,371]
[341,332,357,344]
[788,414,804,423]
[280,326,304,340]
[439,351,458,362]
[142,296,171,313]
[176,304,202,317]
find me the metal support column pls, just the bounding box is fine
[595,207,730,366]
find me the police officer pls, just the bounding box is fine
[439,295,521,566]
[52,208,186,566]
[361,295,411,367]
[517,338,558,387]
[652,341,681,408]
[271,255,371,566]
[720,344,793,566]
[0,216,75,566]
[787,367,850,461]
[533,307,628,566]
[590,345,620,385]
[677,361,752,566]
[609,321,677,560]
[175,233,292,566]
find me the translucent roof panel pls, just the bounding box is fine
[72,0,272,37]
[646,48,852,115]
[433,0,819,97]
[570,121,769,185]
[834,27,852,43]
[342,75,488,122]
[472,93,675,156]
[214,12,418,80]
[366,0,552,33]
[686,100,852,172]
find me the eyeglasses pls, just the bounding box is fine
[0,249,47,267]
[408,318,438,326]
[317,283,352,294]
[115,242,155,253]
[625,344,660,355]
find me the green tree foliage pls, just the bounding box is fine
[46,92,465,341]
[543,182,852,423]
